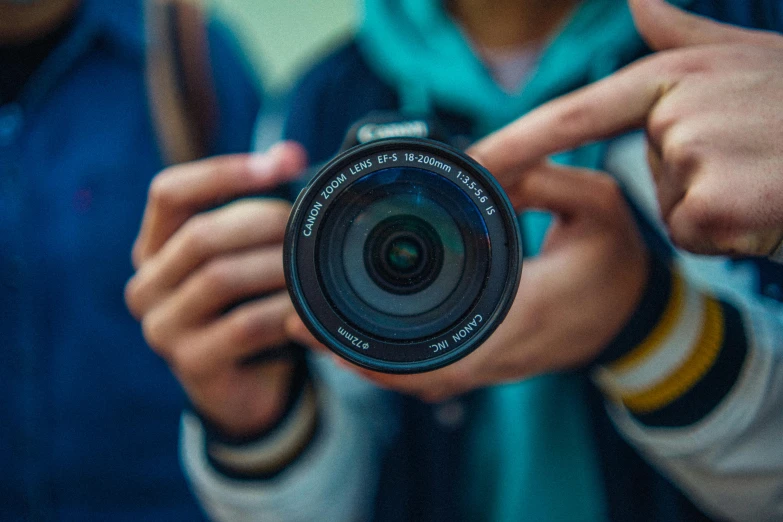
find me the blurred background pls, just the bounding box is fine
[207,0,358,96]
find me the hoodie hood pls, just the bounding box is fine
[358,0,691,137]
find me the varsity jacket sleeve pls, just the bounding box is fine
[596,134,783,522]
[180,354,395,522]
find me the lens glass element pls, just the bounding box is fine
[365,215,444,295]
[317,167,489,341]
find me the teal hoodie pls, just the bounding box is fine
[357,0,686,520]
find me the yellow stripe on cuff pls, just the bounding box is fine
[609,272,685,374]
[620,297,724,414]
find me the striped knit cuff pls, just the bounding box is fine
[592,257,749,427]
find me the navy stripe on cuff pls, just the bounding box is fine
[634,300,749,427]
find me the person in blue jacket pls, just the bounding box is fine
[0,0,261,519]
[128,0,783,521]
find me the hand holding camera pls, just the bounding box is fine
[285,127,521,374]
[290,158,649,402]
[282,116,649,400]
[126,115,650,412]
[125,142,307,438]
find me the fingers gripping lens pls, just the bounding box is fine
[284,138,521,373]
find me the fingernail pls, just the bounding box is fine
[248,142,307,184]
[247,153,277,179]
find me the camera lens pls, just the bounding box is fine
[285,138,521,373]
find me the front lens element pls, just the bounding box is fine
[386,237,420,272]
[365,215,444,295]
[318,167,488,341]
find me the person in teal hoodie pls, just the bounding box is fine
[129,0,783,521]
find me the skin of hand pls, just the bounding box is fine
[287,163,650,403]
[125,142,308,438]
[470,0,783,257]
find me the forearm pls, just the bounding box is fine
[593,256,783,521]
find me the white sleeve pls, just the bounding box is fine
[606,297,783,522]
[180,355,395,522]
[602,132,783,521]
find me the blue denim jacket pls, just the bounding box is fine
[0,1,260,519]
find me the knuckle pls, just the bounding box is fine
[665,190,728,254]
[170,343,208,381]
[124,277,144,318]
[180,215,215,258]
[667,225,699,253]
[141,311,170,354]
[227,157,263,189]
[679,190,721,232]
[660,50,709,78]
[647,104,677,145]
[551,102,596,142]
[148,170,181,209]
[225,308,261,347]
[198,259,238,297]
[593,176,624,211]
[661,125,703,173]
[598,175,623,200]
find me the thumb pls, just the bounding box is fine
[630,0,783,50]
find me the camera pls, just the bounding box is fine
[284,115,522,373]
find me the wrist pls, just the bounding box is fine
[194,345,308,439]
[591,258,749,427]
[192,347,321,479]
[593,252,671,367]
[192,361,294,440]
[206,367,319,479]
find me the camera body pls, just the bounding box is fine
[284,115,522,373]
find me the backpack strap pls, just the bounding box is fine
[145,0,218,165]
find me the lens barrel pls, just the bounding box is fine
[284,138,521,373]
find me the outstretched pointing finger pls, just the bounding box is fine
[469,63,663,184]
